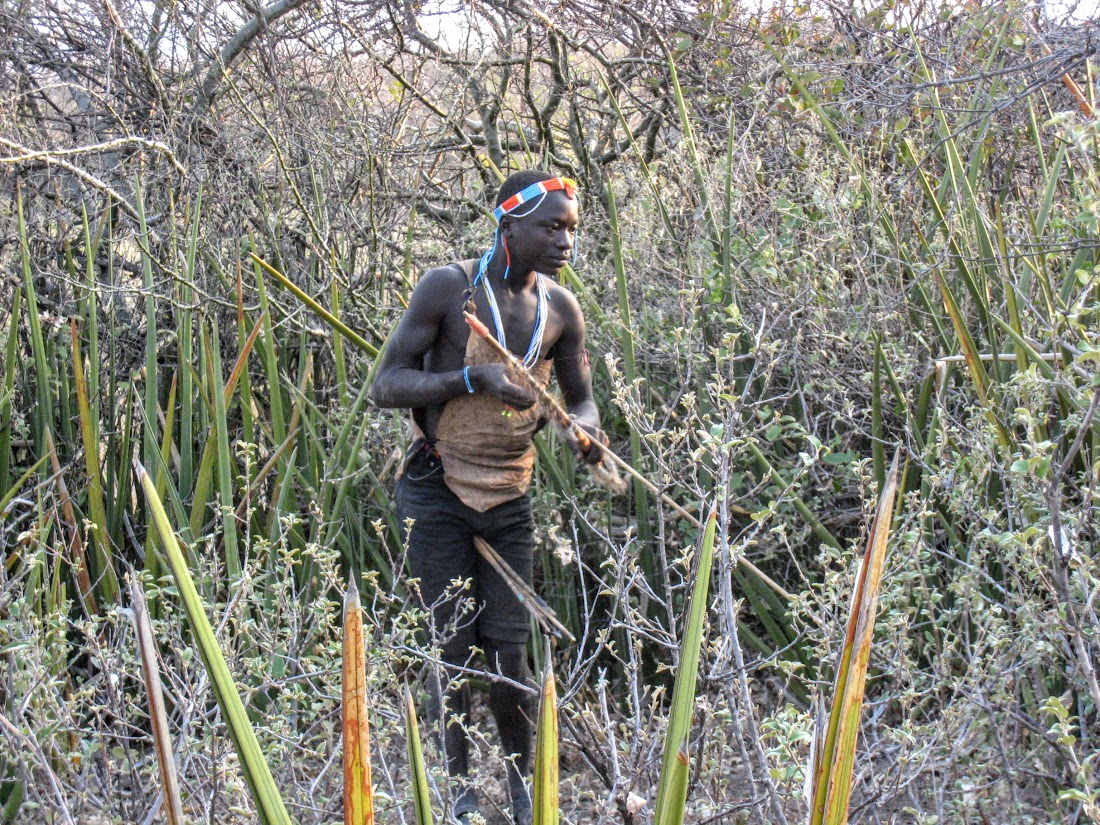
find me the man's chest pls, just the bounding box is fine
[439,292,563,361]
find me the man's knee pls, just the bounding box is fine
[483,638,530,684]
[484,638,533,715]
[439,632,477,669]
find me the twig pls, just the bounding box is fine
[465,311,792,601]
[191,0,312,117]
[0,135,185,175]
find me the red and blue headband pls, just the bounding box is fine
[493,177,578,223]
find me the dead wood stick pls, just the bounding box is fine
[473,535,575,643]
[464,311,791,602]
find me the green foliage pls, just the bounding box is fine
[1,2,1098,822]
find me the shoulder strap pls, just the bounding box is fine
[457,259,480,313]
[456,259,479,285]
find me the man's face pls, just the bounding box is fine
[502,190,580,276]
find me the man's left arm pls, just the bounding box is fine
[551,291,606,463]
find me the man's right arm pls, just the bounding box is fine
[368,268,537,410]
[369,268,471,409]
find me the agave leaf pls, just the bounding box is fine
[931,270,1012,449]
[44,428,98,615]
[320,379,378,546]
[250,254,378,357]
[78,204,102,425]
[133,179,161,481]
[207,322,240,578]
[343,579,374,825]
[532,639,559,825]
[0,769,23,824]
[235,257,257,446]
[188,315,263,564]
[253,250,288,450]
[137,462,293,825]
[128,577,185,825]
[731,565,794,654]
[659,740,690,825]
[747,443,842,552]
[404,686,434,825]
[178,189,202,494]
[331,279,349,408]
[908,145,998,352]
[188,309,268,539]
[654,509,717,824]
[666,52,719,255]
[808,449,902,825]
[71,320,119,603]
[144,377,181,582]
[109,378,136,549]
[0,289,22,496]
[607,182,653,548]
[17,184,53,448]
[0,455,48,519]
[871,340,885,492]
[1035,138,1066,238]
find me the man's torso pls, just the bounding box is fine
[416,259,569,442]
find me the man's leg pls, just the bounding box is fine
[427,637,480,820]
[483,637,533,825]
[474,495,537,825]
[397,451,482,821]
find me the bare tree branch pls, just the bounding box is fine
[191,0,315,118]
[0,136,139,219]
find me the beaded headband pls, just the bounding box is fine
[493,177,578,223]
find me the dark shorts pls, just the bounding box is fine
[396,444,534,648]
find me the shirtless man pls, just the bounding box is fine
[370,170,605,824]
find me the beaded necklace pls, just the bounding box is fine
[478,272,548,369]
[469,176,577,368]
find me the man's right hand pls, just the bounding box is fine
[471,363,538,410]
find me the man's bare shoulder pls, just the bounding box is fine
[416,262,471,293]
[546,280,584,323]
[407,263,470,312]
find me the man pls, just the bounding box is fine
[370,170,605,824]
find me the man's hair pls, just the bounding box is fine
[494,170,558,207]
